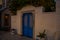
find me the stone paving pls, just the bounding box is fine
[0,31,33,40]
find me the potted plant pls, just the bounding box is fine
[36,30,46,40]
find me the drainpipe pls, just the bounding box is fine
[5,0,6,8]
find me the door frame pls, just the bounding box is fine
[22,12,34,38]
[1,13,11,31]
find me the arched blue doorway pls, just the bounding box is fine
[22,13,33,38]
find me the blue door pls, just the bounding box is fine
[22,13,33,38]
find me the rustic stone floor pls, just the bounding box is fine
[0,31,33,40]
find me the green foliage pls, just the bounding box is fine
[43,0,56,12]
[9,0,56,14]
[37,30,46,39]
[9,0,29,14]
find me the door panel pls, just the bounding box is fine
[28,14,33,37]
[23,15,28,36]
[22,13,33,38]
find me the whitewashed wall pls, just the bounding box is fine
[11,1,60,40]
[34,7,56,40]
[56,0,60,40]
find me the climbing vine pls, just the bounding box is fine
[9,0,56,15]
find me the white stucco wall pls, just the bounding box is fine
[34,7,56,40]
[56,0,60,40]
[11,6,57,40]
[11,1,60,39]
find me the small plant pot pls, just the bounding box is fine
[36,37,45,40]
[10,29,17,35]
[36,37,40,40]
[40,38,45,40]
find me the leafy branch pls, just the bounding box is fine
[8,0,56,14]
